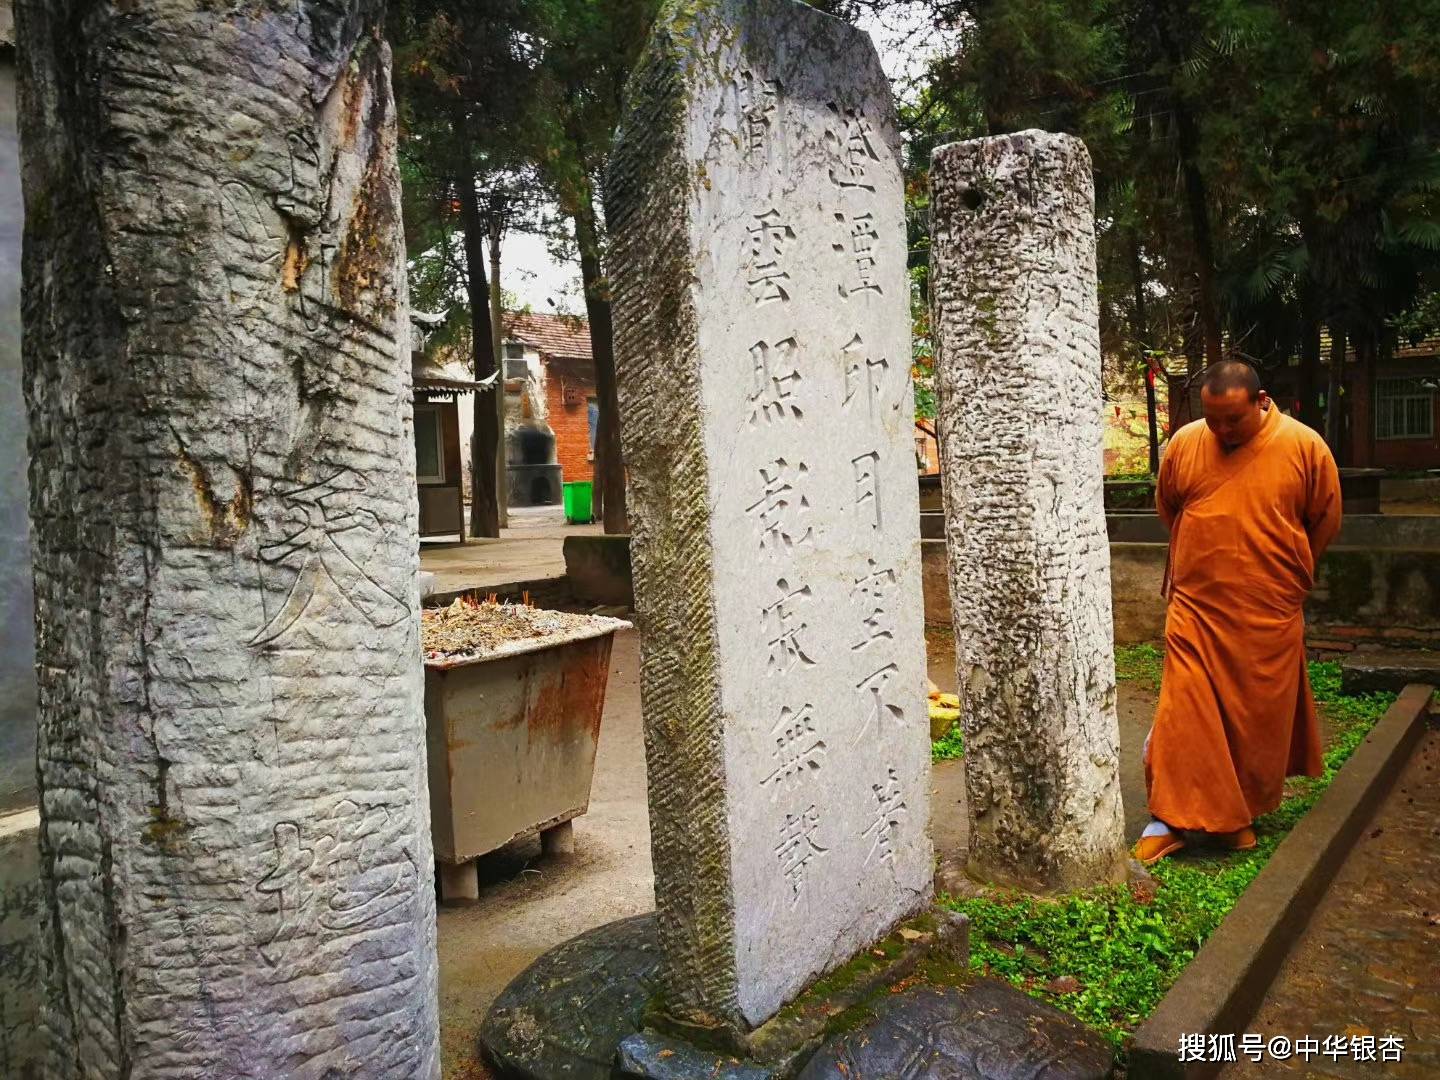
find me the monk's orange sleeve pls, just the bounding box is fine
[1305,440,1343,561]
[1155,443,1181,531]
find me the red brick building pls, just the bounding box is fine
[915,421,940,476]
[502,312,597,486]
[1167,339,1440,470]
[1327,338,1440,470]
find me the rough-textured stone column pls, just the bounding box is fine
[929,131,1127,893]
[1,1,36,819]
[608,0,931,1036]
[17,3,440,1075]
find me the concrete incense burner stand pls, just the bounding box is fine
[425,614,628,903]
[479,906,1111,1079]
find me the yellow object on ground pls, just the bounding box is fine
[1133,831,1186,866]
[928,692,960,728]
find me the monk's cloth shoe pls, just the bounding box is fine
[1215,826,1256,851]
[1133,831,1186,866]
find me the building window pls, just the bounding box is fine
[503,342,526,359]
[504,357,529,378]
[587,397,599,460]
[1375,377,1435,440]
[414,405,445,483]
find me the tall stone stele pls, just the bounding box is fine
[608,0,932,1040]
[18,3,440,1076]
[929,131,1128,893]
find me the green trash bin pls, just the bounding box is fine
[563,481,594,524]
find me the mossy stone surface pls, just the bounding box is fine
[795,980,1114,1080]
[480,914,664,1080]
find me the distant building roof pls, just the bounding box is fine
[1394,336,1440,360]
[412,357,491,400]
[1306,331,1439,363]
[503,311,592,362]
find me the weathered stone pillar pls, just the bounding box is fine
[929,131,1127,893]
[608,0,930,1036]
[1,0,36,819]
[17,3,440,1075]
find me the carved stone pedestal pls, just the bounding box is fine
[479,906,1113,1078]
[478,909,975,1080]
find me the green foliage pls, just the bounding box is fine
[911,266,938,421]
[1393,290,1440,344]
[888,0,1440,451]
[1113,643,1164,691]
[931,723,965,762]
[387,0,658,317]
[388,0,548,381]
[1308,660,1396,729]
[523,0,659,270]
[943,652,1395,1049]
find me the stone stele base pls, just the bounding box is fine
[479,907,1112,1079]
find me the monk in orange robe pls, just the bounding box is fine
[1135,361,1342,865]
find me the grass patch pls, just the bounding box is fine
[1114,642,1165,691]
[929,693,964,761]
[931,722,965,762]
[940,651,1394,1051]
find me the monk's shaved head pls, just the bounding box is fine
[1201,361,1261,402]
[1200,361,1270,448]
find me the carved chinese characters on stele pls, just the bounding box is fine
[608,0,930,1037]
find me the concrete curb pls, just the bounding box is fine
[1128,683,1435,1079]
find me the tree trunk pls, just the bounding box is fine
[1298,303,1322,431]
[17,4,440,1074]
[572,190,628,534]
[1130,234,1160,474]
[1179,304,1204,427]
[1175,106,1223,367]
[488,213,509,529]
[1353,333,1380,467]
[459,177,501,538]
[1325,326,1347,457]
[1152,0,1222,366]
[1144,365,1161,472]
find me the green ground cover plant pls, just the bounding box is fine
[939,653,1394,1051]
[931,722,965,762]
[1113,642,1165,691]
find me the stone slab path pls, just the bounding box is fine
[420,506,601,594]
[438,629,1159,1078]
[1222,728,1440,1079]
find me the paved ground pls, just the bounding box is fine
[1222,729,1440,1080]
[437,627,650,1077]
[436,628,1159,1077]
[428,603,1431,1080]
[420,504,600,594]
[1382,499,1440,516]
[421,496,1438,597]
